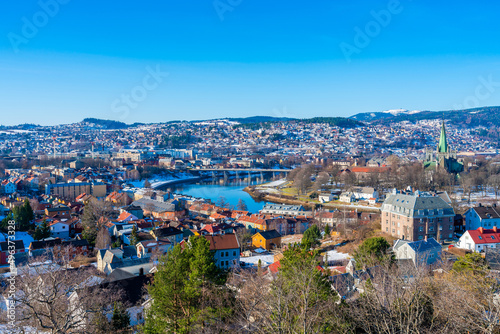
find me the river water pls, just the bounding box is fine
[170,178,270,213]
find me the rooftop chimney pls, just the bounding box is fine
[479,227,484,234]
[425,220,429,241]
[494,226,498,233]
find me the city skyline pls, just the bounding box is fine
[1,1,500,125]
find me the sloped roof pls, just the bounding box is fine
[0,240,24,251]
[204,233,239,250]
[406,238,441,253]
[132,197,176,213]
[256,229,281,240]
[471,206,500,220]
[468,228,500,244]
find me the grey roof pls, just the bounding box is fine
[109,257,150,270]
[0,240,24,251]
[262,204,304,211]
[330,273,355,298]
[122,245,137,258]
[406,238,441,253]
[258,230,282,240]
[471,206,500,220]
[392,239,410,251]
[132,197,176,213]
[104,268,135,282]
[383,192,454,216]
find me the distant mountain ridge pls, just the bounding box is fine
[350,106,500,128]
[82,118,144,129]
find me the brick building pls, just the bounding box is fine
[381,189,455,242]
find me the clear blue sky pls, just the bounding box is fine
[0,0,499,125]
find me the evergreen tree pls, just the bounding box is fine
[112,239,122,248]
[143,236,229,333]
[24,199,34,223]
[269,244,338,332]
[453,252,489,276]
[12,199,34,231]
[301,224,322,250]
[130,225,139,246]
[111,301,130,330]
[324,224,331,237]
[0,213,13,232]
[353,236,394,269]
[33,218,51,240]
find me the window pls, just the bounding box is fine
[492,236,496,240]
[226,261,229,266]
[386,227,388,232]
[449,225,453,230]
[479,236,483,240]
[429,226,434,232]
[449,234,453,239]
[226,251,229,257]
[419,227,423,232]
[233,251,236,256]
[418,236,423,240]
[221,252,224,257]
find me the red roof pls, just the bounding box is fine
[268,260,281,274]
[204,234,239,250]
[350,166,390,173]
[201,224,221,234]
[468,227,500,244]
[117,212,134,222]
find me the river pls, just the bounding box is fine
[170,178,270,213]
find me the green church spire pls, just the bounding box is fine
[438,121,448,153]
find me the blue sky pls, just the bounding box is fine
[0,0,499,125]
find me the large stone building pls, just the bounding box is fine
[424,121,463,173]
[381,189,455,242]
[45,182,106,200]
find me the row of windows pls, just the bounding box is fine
[220,251,237,258]
[219,259,238,267]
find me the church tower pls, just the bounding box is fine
[424,120,463,173]
[437,121,448,153]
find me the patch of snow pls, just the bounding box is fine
[0,231,34,250]
[324,250,351,262]
[240,254,275,268]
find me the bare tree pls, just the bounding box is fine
[488,174,500,200]
[313,172,330,191]
[95,227,111,250]
[10,248,119,333]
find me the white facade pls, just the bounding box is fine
[49,222,70,238]
[457,230,500,252]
